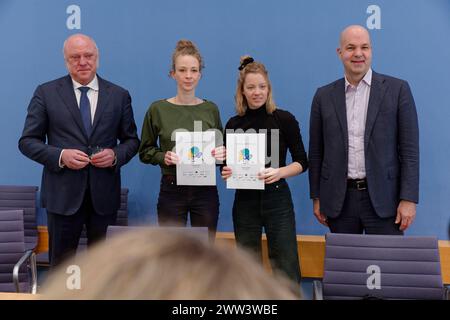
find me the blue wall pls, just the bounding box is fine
[1,0,449,239]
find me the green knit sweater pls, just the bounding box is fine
[139,99,223,175]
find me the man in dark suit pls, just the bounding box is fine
[308,25,419,234]
[19,34,140,266]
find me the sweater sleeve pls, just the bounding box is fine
[282,111,308,172]
[138,106,165,166]
[214,104,224,147]
[220,118,235,171]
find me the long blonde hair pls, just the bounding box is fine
[235,55,276,116]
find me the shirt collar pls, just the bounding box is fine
[345,68,372,90]
[72,75,99,92]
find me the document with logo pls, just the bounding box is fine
[176,131,216,186]
[226,133,265,190]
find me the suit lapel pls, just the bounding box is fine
[91,76,111,136]
[331,79,349,153]
[364,72,387,149]
[57,75,88,140]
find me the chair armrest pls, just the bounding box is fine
[313,280,324,300]
[13,249,38,294]
[444,285,450,300]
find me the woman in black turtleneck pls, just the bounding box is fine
[221,56,308,284]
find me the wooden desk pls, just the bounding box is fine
[37,226,450,283]
[0,292,39,300]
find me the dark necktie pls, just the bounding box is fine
[78,86,92,136]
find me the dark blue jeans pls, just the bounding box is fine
[232,179,301,283]
[157,175,219,239]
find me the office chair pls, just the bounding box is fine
[313,233,447,300]
[0,210,37,293]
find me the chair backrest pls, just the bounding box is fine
[116,188,129,226]
[0,210,29,292]
[322,233,444,300]
[77,188,129,252]
[107,225,209,243]
[0,185,38,251]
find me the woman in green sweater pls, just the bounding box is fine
[139,40,224,238]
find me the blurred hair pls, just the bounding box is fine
[41,228,300,300]
[235,55,276,116]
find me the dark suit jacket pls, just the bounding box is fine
[308,71,419,218]
[19,75,139,216]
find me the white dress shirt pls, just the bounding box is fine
[345,68,372,179]
[72,76,99,124]
[59,76,99,167]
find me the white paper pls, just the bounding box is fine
[226,133,266,190]
[175,131,216,186]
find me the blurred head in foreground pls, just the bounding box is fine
[41,228,300,299]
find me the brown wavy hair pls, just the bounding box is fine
[170,39,204,75]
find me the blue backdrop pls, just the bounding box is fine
[1,0,449,239]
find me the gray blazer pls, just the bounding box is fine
[308,71,419,218]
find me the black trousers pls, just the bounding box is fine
[232,179,301,284]
[327,187,403,235]
[157,175,220,239]
[47,189,117,267]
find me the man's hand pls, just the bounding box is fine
[90,148,116,168]
[221,166,232,180]
[313,199,328,226]
[395,200,416,231]
[61,149,90,170]
[164,151,179,166]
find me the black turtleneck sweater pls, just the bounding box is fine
[224,106,308,171]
